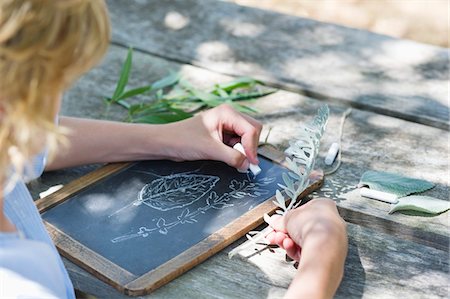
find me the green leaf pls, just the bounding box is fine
[226,89,276,101]
[132,106,193,124]
[133,112,190,124]
[128,103,149,115]
[116,99,131,109]
[360,171,435,198]
[117,85,151,100]
[213,77,262,93]
[227,102,258,114]
[215,87,229,98]
[130,102,169,116]
[155,89,163,100]
[112,48,133,101]
[190,89,220,101]
[151,72,180,90]
[389,195,450,215]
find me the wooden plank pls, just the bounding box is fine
[106,0,449,129]
[336,206,448,251]
[62,222,450,298]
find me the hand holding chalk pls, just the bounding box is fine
[233,142,261,176]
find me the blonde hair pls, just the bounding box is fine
[0,0,110,187]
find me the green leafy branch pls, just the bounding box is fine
[104,48,276,124]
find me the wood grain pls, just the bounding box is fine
[106,0,449,130]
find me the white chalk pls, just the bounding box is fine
[325,142,340,165]
[233,142,261,176]
[39,184,64,199]
[360,187,398,204]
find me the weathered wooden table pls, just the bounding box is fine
[28,1,449,298]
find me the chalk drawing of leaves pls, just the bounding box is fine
[137,226,154,238]
[156,218,168,234]
[230,191,249,199]
[139,174,220,211]
[177,208,197,224]
[112,173,279,243]
[229,179,245,191]
[206,191,218,206]
[234,177,275,199]
[211,202,234,209]
[205,191,233,210]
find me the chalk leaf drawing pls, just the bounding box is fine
[137,174,220,211]
[111,176,275,243]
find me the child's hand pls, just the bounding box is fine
[168,104,262,171]
[265,215,302,261]
[266,199,347,299]
[266,199,346,260]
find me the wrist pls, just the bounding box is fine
[286,268,336,299]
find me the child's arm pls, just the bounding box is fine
[46,104,261,171]
[266,199,348,299]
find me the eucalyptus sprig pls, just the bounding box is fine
[104,48,276,123]
[229,105,330,258]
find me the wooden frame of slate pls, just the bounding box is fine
[35,146,323,296]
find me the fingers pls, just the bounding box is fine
[266,230,287,246]
[266,213,302,260]
[217,105,262,164]
[266,230,301,261]
[283,238,301,261]
[196,104,262,169]
[265,214,287,233]
[208,138,250,171]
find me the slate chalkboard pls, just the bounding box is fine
[42,156,285,274]
[37,147,323,295]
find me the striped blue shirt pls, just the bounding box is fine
[1,152,75,298]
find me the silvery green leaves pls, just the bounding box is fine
[389,196,450,215]
[276,105,330,214]
[229,106,329,259]
[359,170,449,215]
[359,171,435,198]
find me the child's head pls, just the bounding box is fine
[0,0,110,182]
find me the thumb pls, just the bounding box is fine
[208,140,250,171]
